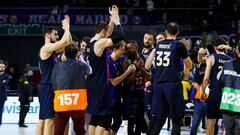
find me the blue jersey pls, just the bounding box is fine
[154,39,188,82]
[39,54,55,84]
[86,40,110,116]
[38,53,56,119]
[126,58,146,91]
[141,48,153,62]
[128,73,145,91]
[107,56,125,106]
[209,54,231,89]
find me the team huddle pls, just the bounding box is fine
[36,5,240,135]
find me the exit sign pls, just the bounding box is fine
[0,24,43,36]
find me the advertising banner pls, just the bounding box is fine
[2,97,39,123]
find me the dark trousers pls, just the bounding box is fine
[142,85,153,133]
[0,101,5,125]
[222,112,240,135]
[54,110,85,135]
[127,91,145,135]
[19,102,30,124]
[147,117,181,135]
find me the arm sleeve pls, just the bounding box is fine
[108,61,117,79]
[177,42,188,59]
[109,25,125,44]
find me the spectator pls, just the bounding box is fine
[0,60,10,126]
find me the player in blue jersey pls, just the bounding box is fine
[86,5,125,135]
[106,40,136,135]
[145,22,192,135]
[200,38,232,135]
[124,40,151,135]
[141,31,156,133]
[156,32,167,44]
[142,31,156,60]
[36,15,72,135]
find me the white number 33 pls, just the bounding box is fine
[156,51,171,67]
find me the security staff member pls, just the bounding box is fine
[18,69,33,127]
[52,44,92,135]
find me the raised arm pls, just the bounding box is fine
[40,15,72,60]
[106,5,119,37]
[94,6,125,57]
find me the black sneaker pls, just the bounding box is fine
[18,124,28,128]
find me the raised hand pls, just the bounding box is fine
[218,44,232,51]
[109,5,120,25]
[198,48,208,55]
[109,5,119,16]
[62,15,70,30]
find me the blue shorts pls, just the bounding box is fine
[151,82,184,120]
[206,88,222,119]
[38,84,55,119]
[87,88,111,116]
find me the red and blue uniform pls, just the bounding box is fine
[107,55,125,132]
[108,56,125,106]
[86,40,111,116]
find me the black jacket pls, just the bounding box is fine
[0,72,10,102]
[18,76,33,102]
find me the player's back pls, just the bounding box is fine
[209,54,231,89]
[154,39,182,82]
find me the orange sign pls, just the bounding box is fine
[54,89,87,112]
[195,85,209,99]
